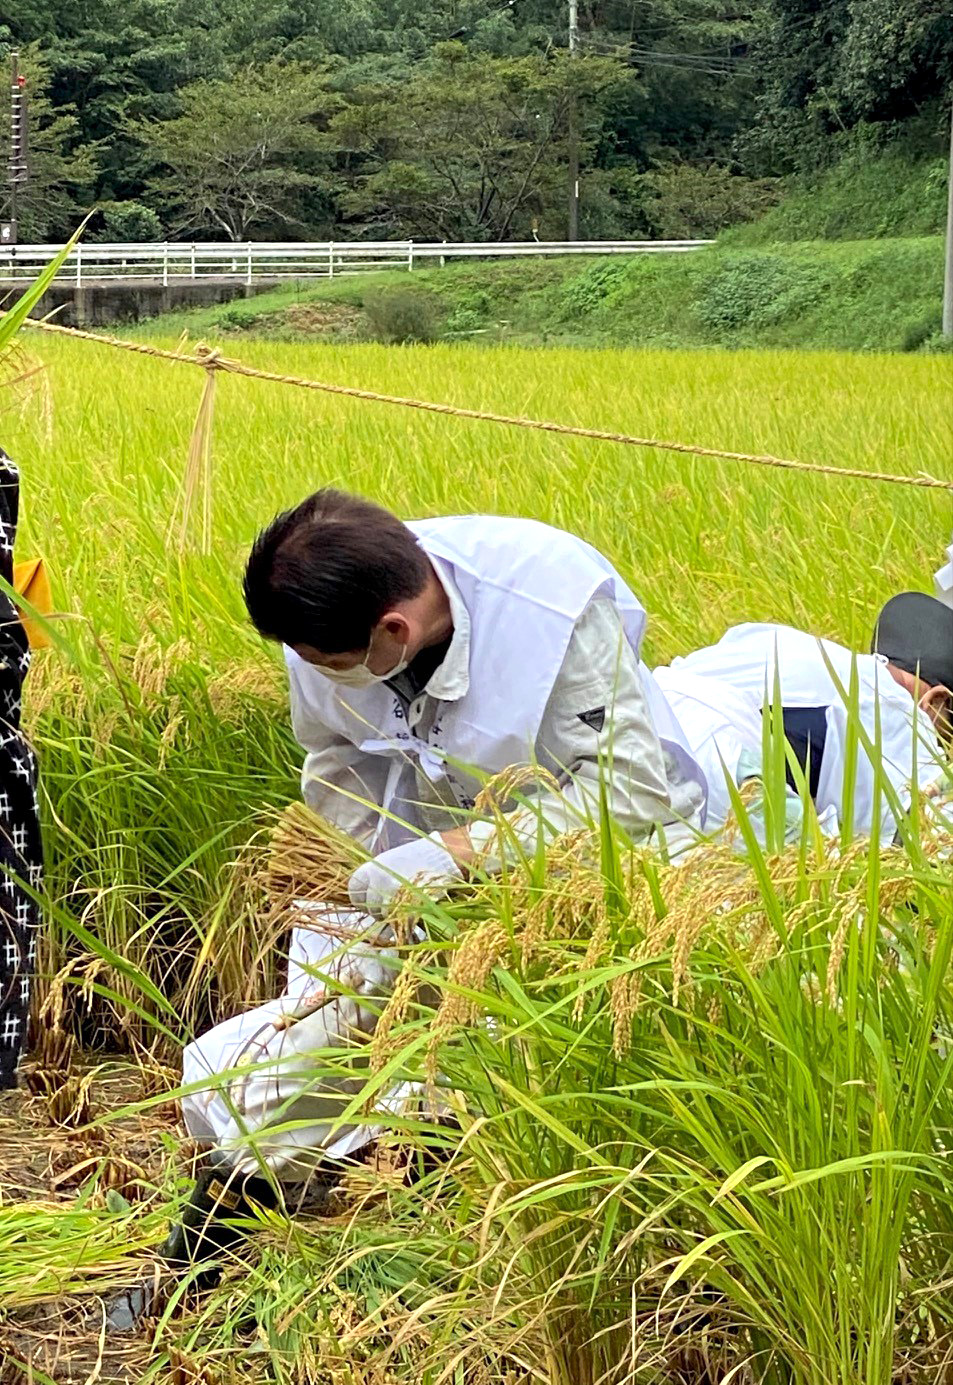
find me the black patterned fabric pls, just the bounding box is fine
[0,449,42,1090]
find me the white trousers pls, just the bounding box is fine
[181,905,418,1181]
[180,805,710,1184]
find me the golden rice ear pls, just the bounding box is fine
[263,800,370,912]
[473,763,561,816]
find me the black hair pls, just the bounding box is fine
[243,489,430,654]
[871,591,953,692]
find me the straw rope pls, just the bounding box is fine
[19,315,953,493]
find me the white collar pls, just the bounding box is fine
[422,556,470,702]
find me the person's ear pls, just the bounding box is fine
[919,683,952,729]
[378,611,411,644]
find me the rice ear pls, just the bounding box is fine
[264,800,370,910]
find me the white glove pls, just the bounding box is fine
[736,749,805,844]
[348,833,464,916]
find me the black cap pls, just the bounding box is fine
[872,592,953,689]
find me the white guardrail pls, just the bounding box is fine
[0,239,713,287]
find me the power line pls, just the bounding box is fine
[583,36,740,63]
[627,44,740,61]
[582,36,743,77]
[447,0,518,41]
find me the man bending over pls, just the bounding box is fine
[110,489,707,1329]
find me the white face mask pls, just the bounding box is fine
[316,633,409,689]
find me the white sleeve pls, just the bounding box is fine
[819,690,945,841]
[466,599,700,866]
[288,666,390,850]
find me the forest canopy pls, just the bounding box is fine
[2,1,951,241]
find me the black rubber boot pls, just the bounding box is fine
[161,1153,279,1278]
[106,1153,280,1332]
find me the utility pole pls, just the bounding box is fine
[3,52,28,247]
[567,0,579,241]
[943,96,953,339]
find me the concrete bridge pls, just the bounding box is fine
[3,277,272,328]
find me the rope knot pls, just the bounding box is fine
[194,343,223,370]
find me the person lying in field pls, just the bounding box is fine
[653,592,953,843]
[109,488,710,1329]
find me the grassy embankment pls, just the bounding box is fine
[133,235,944,354]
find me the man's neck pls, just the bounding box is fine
[417,564,455,649]
[886,662,918,701]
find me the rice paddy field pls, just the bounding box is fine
[1,330,952,1383]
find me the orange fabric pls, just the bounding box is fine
[13,558,53,649]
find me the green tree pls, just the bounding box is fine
[4,0,946,240]
[0,43,97,239]
[4,2,229,203]
[838,0,953,123]
[333,43,627,240]
[745,0,953,171]
[0,2,767,237]
[93,200,162,241]
[140,61,338,240]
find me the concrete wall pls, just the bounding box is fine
[2,279,271,327]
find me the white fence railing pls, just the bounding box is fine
[0,239,713,287]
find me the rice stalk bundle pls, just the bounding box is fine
[174,344,219,555]
[263,800,370,913]
[262,785,951,1074]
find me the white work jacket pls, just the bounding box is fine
[653,665,764,832]
[286,515,707,855]
[669,623,945,839]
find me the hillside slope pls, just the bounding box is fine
[139,236,946,354]
[727,148,948,246]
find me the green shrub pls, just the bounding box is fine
[556,260,631,320]
[363,285,443,343]
[900,314,942,352]
[695,253,822,334]
[216,305,259,331]
[445,306,486,334]
[921,330,953,354]
[94,200,163,242]
[454,286,492,318]
[446,286,493,334]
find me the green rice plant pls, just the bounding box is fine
[0,1195,169,1308]
[29,758,948,1383]
[3,332,949,1041]
[0,326,949,1381]
[335,777,953,1382]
